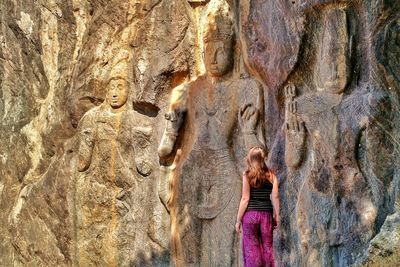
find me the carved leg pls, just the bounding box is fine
[200,191,240,267]
[178,213,201,266]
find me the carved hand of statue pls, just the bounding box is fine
[284,84,306,169]
[284,83,296,121]
[116,189,131,216]
[285,83,296,100]
[239,103,259,134]
[158,109,185,158]
[285,116,306,169]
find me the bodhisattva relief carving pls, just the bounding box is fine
[284,7,394,266]
[158,4,265,267]
[76,69,154,266]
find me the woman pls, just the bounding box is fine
[236,147,280,267]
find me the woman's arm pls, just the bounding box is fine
[271,172,280,225]
[236,174,250,233]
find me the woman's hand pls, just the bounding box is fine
[273,216,280,230]
[235,222,242,234]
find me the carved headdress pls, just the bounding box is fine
[107,48,133,84]
[203,2,234,43]
[103,48,135,109]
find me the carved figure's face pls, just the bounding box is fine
[314,8,349,94]
[204,39,234,77]
[108,78,128,109]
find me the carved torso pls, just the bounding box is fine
[295,90,377,195]
[78,107,152,186]
[177,75,261,220]
[187,76,238,151]
[287,87,386,258]
[295,92,342,193]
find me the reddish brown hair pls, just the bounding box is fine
[244,147,272,188]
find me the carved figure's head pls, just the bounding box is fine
[105,48,134,110]
[203,5,234,77]
[107,77,129,109]
[314,7,350,94]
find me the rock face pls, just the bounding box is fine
[0,0,398,267]
[240,1,400,266]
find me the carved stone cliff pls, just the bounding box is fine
[0,0,399,266]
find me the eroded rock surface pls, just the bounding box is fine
[0,0,399,266]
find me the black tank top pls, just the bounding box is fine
[247,182,273,212]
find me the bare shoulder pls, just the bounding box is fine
[269,170,279,184]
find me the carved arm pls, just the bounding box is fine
[77,113,96,172]
[239,103,264,151]
[133,126,153,177]
[284,84,306,169]
[158,108,185,158]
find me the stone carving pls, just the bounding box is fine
[283,6,394,267]
[76,65,154,265]
[158,3,264,266]
[1,1,399,266]
[158,109,186,160]
[284,83,306,169]
[314,8,350,94]
[239,0,302,94]
[381,19,400,84]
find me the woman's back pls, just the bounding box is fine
[247,180,273,212]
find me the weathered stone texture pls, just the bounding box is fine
[0,0,399,266]
[240,0,400,266]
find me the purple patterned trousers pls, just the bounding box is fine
[242,210,275,267]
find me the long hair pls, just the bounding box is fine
[244,147,271,188]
